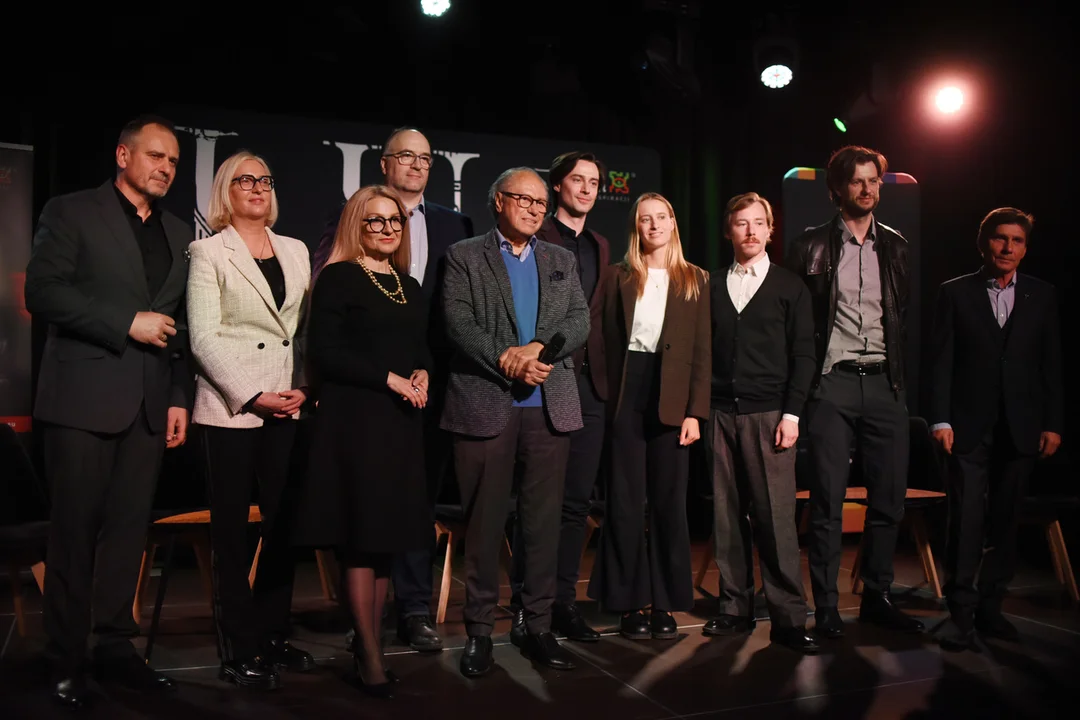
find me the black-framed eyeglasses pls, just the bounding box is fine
[500,191,549,212]
[383,151,433,170]
[363,215,405,233]
[231,174,275,191]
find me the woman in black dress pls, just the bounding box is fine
[294,185,431,697]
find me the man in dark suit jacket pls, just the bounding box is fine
[509,151,610,644]
[311,127,473,653]
[929,207,1063,651]
[25,116,193,708]
[442,167,589,678]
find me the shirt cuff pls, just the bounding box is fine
[782,413,799,424]
[929,422,952,432]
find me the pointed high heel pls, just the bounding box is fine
[352,654,394,699]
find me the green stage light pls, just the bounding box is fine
[833,118,847,132]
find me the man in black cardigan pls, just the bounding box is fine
[703,193,818,653]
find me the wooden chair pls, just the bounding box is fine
[433,501,516,624]
[1017,495,1079,605]
[0,424,50,637]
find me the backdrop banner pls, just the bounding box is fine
[0,142,34,432]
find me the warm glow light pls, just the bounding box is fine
[760,64,793,89]
[935,86,964,114]
[421,0,450,17]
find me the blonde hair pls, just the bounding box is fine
[324,185,411,273]
[624,192,705,301]
[723,192,774,239]
[207,151,279,232]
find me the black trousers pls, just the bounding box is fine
[41,404,164,669]
[588,351,693,613]
[510,370,606,607]
[197,420,299,662]
[944,419,1035,613]
[454,407,569,637]
[804,369,909,608]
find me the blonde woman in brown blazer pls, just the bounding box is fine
[587,192,711,640]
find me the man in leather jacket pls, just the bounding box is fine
[786,146,924,639]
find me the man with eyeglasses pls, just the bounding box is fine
[312,127,473,654]
[442,167,589,676]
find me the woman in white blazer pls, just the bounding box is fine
[187,151,314,691]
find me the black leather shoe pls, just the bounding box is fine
[552,602,600,642]
[509,608,527,648]
[814,607,845,639]
[650,610,678,639]
[938,610,977,652]
[858,590,925,633]
[521,632,577,670]
[975,609,1019,642]
[620,611,651,640]
[219,658,281,690]
[49,673,90,709]
[95,654,177,693]
[398,615,444,652]
[703,614,756,636]
[771,627,821,654]
[265,638,316,672]
[460,636,494,677]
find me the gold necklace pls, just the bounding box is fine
[354,257,407,304]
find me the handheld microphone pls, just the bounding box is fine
[537,332,566,365]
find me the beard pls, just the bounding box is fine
[842,194,878,218]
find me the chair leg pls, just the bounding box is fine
[499,535,513,581]
[133,544,158,625]
[435,524,453,625]
[8,565,26,637]
[315,549,339,603]
[909,512,943,599]
[191,535,214,610]
[30,561,46,594]
[694,548,714,591]
[248,537,263,589]
[581,515,600,563]
[1047,520,1080,605]
[145,535,177,664]
[850,533,866,595]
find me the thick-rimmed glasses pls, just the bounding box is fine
[500,191,549,213]
[231,174,274,191]
[364,215,405,233]
[383,151,433,170]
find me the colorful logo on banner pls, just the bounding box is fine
[599,170,634,202]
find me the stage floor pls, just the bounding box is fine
[2,541,1077,719]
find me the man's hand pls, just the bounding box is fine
[679,417,701,446]
[129,312,176,349]
[499,342,544,380]
[1039,431,1062,459]
[166,407,188,448]
[931,428,954,455]
[517,359,553,386]
[774,418,799,450]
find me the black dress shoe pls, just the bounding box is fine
[95,654,177,693]
[265,638,316,672]
[219,657,281,690]
[771,626,821,654]
[460,636,494,677]
[650,610,678,639]
[858,590,925,634]
[703,614,756,636]
[521,632,577,670]
[398,615,444,652]
[814,607,845,639]
[620,611,651,640]
[552,602,601,642]
[50,673,90,709]
[975,609,1019,642]
[938,614,977,652]
[509,607,527,648]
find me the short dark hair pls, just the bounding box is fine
[383,126,427,152]
[117,114,176,147]
[825,145,888,206]
[548,151,607,194]
[977,207,1035,254]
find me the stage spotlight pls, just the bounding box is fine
[935,86,964,114]
[754,32,798,90]
[761,64,793,89]
[420,0,450,17]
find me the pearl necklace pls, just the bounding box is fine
[354,257,407,304]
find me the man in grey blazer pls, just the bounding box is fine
[441,167,589,677]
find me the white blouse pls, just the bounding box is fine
[628,268,669,353]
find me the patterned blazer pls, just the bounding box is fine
[187,225,311,428]
[440,230,590,437]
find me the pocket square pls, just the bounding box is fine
[550,270,565,281]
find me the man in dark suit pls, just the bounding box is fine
[25,115,193,708]
[510,151,610,644]
[929,207,1063,651]
[442,167,590,677]
[312,127,473,653]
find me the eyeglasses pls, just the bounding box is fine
[363,215,405,233]
[383,151,433,170]
[500,191,549,213]
[232,174,275,191]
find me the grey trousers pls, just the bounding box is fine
[707,408,809,628]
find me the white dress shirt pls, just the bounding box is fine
[407,195,428,284]
[628,267,669,353]
[727,252,799,424]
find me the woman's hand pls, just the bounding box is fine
[409,369,430,394]
[276,388,307,417]
[679,417,701,446]
[252,392,289,416]
[388,372,427,408]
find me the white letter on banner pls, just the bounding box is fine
[176,127,238,239]
[326,141,373,200]
[434,150,481,212]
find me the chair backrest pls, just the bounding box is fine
[0,425,48,525]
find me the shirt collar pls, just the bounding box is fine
[838,214,876,245]
[553,215,589,240]
[981,266,1017,290]
[495,228,537,258]
[730,251,770,277]
[113,183,158,220]
[408,194,426,216]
